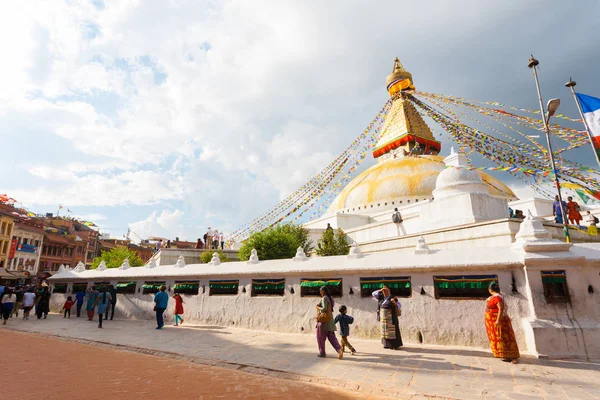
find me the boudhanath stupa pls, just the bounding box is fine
[50,58,600,360]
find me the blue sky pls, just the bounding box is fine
[1,0,599,242]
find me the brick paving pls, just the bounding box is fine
[3,314,599,399]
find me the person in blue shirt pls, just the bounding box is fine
[334,305,356,355]
[153,285,169,329]
[553,195,568,225]
[75,288,86,318]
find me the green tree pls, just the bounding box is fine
[238,223,313,261]
[315,228,350,256]
[91,246,144,269]
[200,249,229,263]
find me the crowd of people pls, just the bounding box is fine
[153,227,227,254]
[0,280,529,364]
[312,283,519,363]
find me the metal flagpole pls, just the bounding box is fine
[527,55,569,242]
[565,78,600,168]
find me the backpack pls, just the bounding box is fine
[595,216,599,224]
[392,212,403,224]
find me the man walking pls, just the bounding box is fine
[107,284,117,320]
[392,208,406,235]
[153,285,169,330]
[75,287,86,317]
[552,195,568,225]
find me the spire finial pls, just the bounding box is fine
[392,57,405,72]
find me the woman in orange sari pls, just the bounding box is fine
[566,196,582,225]
[484,283,519,363]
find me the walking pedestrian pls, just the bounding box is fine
[63,296,75,318]
[35,286,51,319]
[94,287,112,329]
[12,286,23,318]
[585,211,598,235]
[485,282,520,364]
[22,288,36,320]
[392,208,406,235]
[173,293,184,326]
[86,286,99,321]
[1,288,16,325]
[220,232,225,250]
[213,230,219,250]
[153,285,168,330]
[75,287,86,317]
[108,285,117,320]
[315,286,343,359]
[334,305,356,354]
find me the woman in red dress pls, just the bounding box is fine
[485,283,519,363]
[173,293,184,326]
[566,196,582,225]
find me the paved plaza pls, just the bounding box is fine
[3,314,600,399]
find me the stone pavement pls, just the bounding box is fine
[3,315,599,400]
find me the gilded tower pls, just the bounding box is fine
[372,58,440,161]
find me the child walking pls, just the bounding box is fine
[173,293,184,326]
[334,305,356,354]
[63,296,75,318]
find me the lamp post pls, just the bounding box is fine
[527,55,569,241]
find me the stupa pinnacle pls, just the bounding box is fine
[372,57,440,160]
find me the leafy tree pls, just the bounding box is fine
[315,228,350,256]
[238,223,313,261]
[91,246,144,269]
[200,249,229,263]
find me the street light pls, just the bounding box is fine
[527,55,569,241]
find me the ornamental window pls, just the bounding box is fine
[52,283,67,294]
[173,281,200,295]
[300,279,342,297]
[433,275,498,300]
[541,271,570,304]
[142,281,165,294]
[360,277,411,298]
[209,280,239,296]
[116,281,136,294]
[251,279,285,296]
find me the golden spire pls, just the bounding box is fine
[372,58,440,160]
[386,57,414,96]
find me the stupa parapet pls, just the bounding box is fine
[97,261,107,271]
[414,236,432,255]
[74,261,86,272]
[347,242,363,259]
[209,252,221,265]
[247,249,260,264]
[119,258,131,270]
[293,247,308,261]
[513,211,572,253]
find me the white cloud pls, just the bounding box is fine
[129,209,186,242]
[1,0,597,239]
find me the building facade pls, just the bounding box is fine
[0,209,16,270]
[7,220,44,282]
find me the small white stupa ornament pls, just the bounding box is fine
[515,210,552,243]
[347,242,363,259]
[97,260,107,271]
[293,247,308,261]
[119,258,131,270]
[175,255,186,268]
[414,236,432,255]
[247,249,259,264]
[210,252,221,265]
[74,261,86,272]
[146,258,157,269]
[58,264,66,273]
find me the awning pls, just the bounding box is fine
[0,268,16,279]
